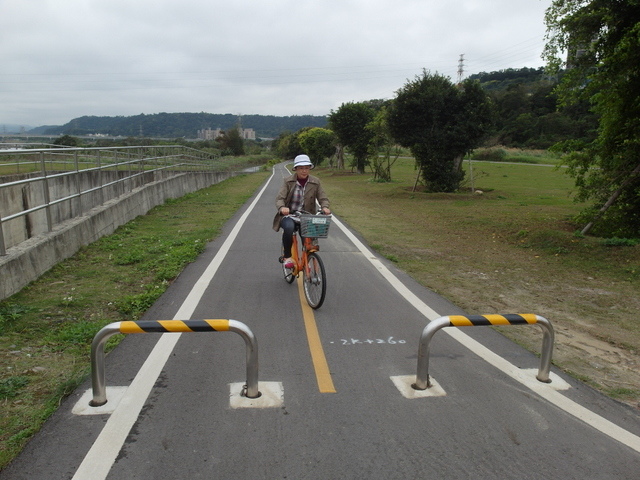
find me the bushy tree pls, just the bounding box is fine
[544,0,640,237]
[272,131,300,160]
[298,127,336,166]
[216,127,245,156]
[53,135,80,147]
[387,71,493,192]
[328,102,375,173]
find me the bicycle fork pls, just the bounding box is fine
[286,236,317,279]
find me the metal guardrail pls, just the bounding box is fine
[89,319,260,407]
[0,145,219,255]
[413,314,555,390]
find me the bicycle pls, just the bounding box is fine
[279,211,331,309]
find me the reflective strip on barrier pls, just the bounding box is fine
[448,314,538,327]
[120,319,230,334]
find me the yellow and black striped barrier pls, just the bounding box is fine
[413,314,554,390]
[447,313,539,327]
[119,319,231,334]
[89,319,260,407]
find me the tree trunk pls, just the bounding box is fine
[453,154,464,172]
[412,164,422,192]
[336,145,345,169]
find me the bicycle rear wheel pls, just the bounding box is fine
[303,252,326,309]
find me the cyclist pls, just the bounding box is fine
[273,154,331,268]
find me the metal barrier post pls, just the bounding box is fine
[73,150,82,216]
[89,319,260,407]
[89,322,121,406]
[0,220,6,256]
[97,150,104,206]
[413,317,450,390]
[40,152,53,233]
[413,314,555,390]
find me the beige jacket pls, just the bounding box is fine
[272,174,330,231]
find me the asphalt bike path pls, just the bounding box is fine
[2,163,639,479]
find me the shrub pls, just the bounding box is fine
[472,147,507,162]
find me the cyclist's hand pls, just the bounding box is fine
[280,207,290,216]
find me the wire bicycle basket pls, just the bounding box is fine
[299,214,332,238]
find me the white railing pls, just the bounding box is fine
[0,145,222,255]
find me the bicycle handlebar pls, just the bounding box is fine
[292,210,331,216]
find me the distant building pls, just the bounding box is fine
[198,127,256,140]
[197,128,222,140]
[239,128,256,140]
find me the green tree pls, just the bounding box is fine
[328,102,375,173]
[272,131,298,160]
[298,127,336,167]
[387,71,493,192]
[53,135,80,147]
[216,126,245,156]
[544,0,640,237]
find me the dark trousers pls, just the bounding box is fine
[281,216,298,257]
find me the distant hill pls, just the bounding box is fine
[31,112,328,139]
[26,125,59,135]
[24,68,565,145]
[468,66,553,91]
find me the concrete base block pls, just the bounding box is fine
[390,375,447,398]
[522,369,571,390]
[72,387,128,415]
[229,382,284,409]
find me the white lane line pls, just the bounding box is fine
[332,215,640,454]
[72,173,275,480]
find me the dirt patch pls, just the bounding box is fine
[498,320,640,406]
[411,241,640,410]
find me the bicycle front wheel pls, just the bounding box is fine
[303,252,326,309]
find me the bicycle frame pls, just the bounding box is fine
[289,233,317,277]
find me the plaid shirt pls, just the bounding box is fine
[289,181,305,213]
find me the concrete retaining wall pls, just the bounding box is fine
[0,170,237,301]
[1,169,173,250]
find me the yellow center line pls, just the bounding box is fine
[297,276,336,393]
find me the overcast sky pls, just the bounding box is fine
[1,0,551,129]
